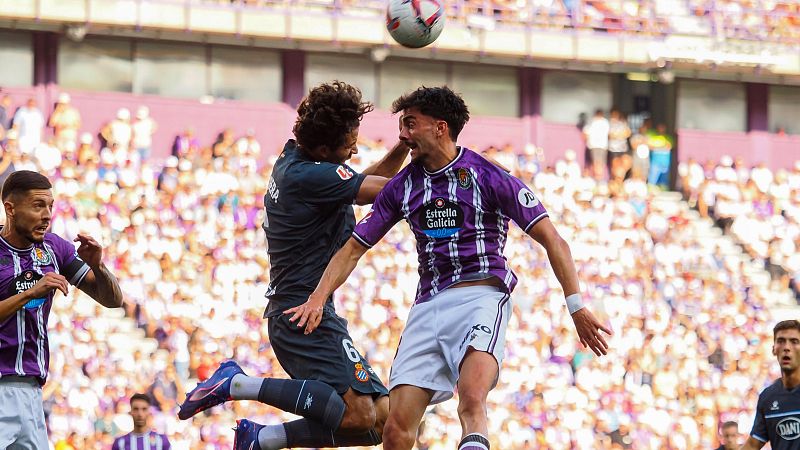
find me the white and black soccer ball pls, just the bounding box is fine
[386,0,445,49]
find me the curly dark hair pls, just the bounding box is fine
[293,81,373,153]
[391,86,470,141]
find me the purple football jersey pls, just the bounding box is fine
[353,147,548,304]
[112,431,171,450]
[0,230,90,383]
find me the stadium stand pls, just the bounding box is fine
[0,95,792,449]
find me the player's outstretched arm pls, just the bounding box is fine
[285,237,369,334]
[740,436,766,450]
[361,141,409,178]
[528,217,612,357]
[74,233,123,308]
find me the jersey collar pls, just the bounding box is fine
[0,227,34,252]
[423,146,464,176]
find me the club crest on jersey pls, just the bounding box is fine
[33,247,51,265]
[336,166,354,180]
[418,198,464,238]
[354,363,370,382]
[456,168,472,189]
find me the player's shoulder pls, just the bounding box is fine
[43,232,72,250]
[462,148,512,177]
[759,378,785,399]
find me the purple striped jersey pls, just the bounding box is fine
[0,230,90,383]
[112,431,171,450]
[353,147,548,304]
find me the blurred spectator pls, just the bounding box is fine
[101,108,133,151]
[234,128,261,172]
[211,128,235,160]
[132,106,157,163]
[646,123,673,188]
[583,108,609,180]
[0,94,11,142]
[12,97,44,154]
[607,108,632,175]
[716,420,740,450]
[48,92,82,150]
[172,127,199,158]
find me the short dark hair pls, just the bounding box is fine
[1,170,52,201]
[774,320,800,339]
[130,393,152,406]
[293,81,373,153]
[721,421,738,430]
[391,86,470,141]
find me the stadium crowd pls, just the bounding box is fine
[0,93,789,449]
[678,155,800,304]
[188,0,800,42]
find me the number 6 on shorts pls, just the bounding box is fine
[342,339,361,363]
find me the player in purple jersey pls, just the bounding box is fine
[0,170,123,448]
[112,394,171,450]
[292,87,612,450]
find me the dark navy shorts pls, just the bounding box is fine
[268,306,389,397]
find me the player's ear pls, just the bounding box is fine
[436,120,448,139]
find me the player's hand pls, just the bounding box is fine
[28,272,69,298]
[570,308,612,357]
[284,295,326,335]
[74,233,103,268]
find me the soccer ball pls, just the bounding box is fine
[386,0,445,49]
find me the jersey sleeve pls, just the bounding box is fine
[162,434,171,450]
[294,161,366,205]
[750,393,768,443]
[486,169,548,233]
[352,178,402,248]
[111,437,121,450]
[48,234,90,287]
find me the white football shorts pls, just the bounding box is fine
[0,377,48,450]
[389,285,512,404]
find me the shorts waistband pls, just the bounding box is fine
[0,376,40,387]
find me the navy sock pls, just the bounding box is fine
[458,433,490,450]
[283,419,381,447]
[257,379,346,430]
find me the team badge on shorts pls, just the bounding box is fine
[354,363,370,382]
[33,247,52,265]
[456,168,472,189]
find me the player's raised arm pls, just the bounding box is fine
[740,436,766,450]
[355,141,409,205]
[361,140,409,178]
[527,216,612,356]
[73,233,124,308]
[285,237,369,334]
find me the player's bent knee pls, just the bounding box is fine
[382,419,416,450]
[457,391,488,419]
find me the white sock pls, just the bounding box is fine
[258,424,288,450]
[230,374,263,400]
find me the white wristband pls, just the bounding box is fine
[565,293,585,315]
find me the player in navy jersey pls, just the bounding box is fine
[0,170,123,448]
[742,320,800,450]
[179,81,409,449]
[112,394,171,450]
[292,86,612,450]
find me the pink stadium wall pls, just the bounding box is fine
[3,86,797,170]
